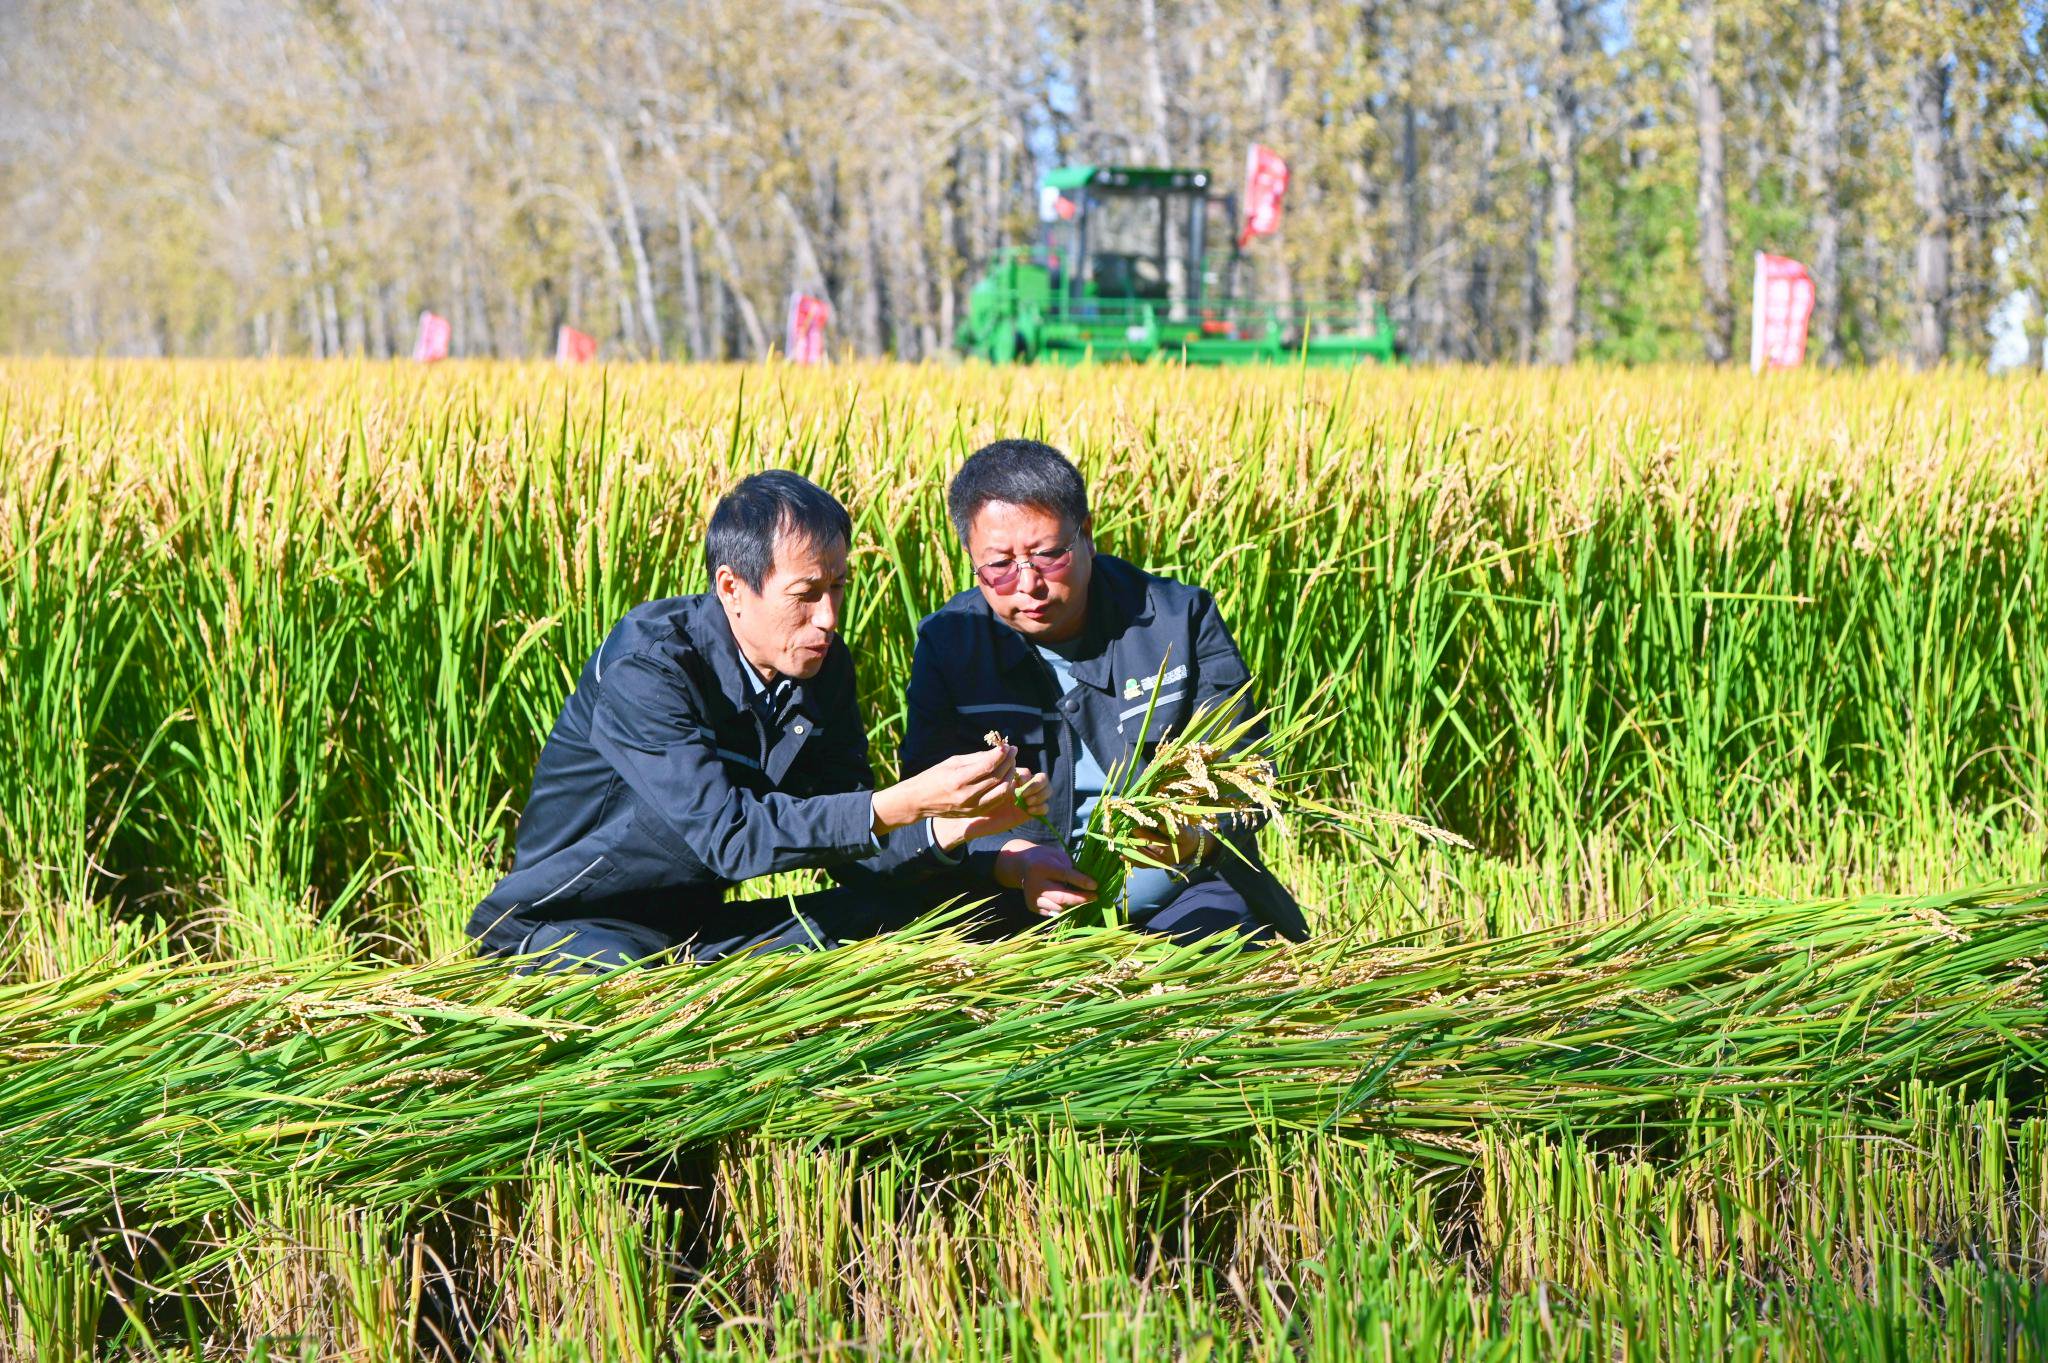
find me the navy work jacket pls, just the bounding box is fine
[466,592,941,944]
[900,553,1309,941]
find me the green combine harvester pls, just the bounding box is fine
[957,164,1402,366]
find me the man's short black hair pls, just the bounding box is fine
[947,439,1090,543]
[706,470,853,591]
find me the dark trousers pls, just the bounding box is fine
[482,870,1272,973]
[933,871,1278,946]
[478,881,928,972]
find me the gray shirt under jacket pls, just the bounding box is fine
[1035,636,1198,918]
[900,553,1309,942]
[466,592,944,946]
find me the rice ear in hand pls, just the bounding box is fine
[1070,681,1467,927]
[1071,683,1289,922]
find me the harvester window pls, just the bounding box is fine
[1088,193,1163,260]
[1086,194,1169,303]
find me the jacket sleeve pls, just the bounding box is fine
[588,649,878,882]
[899,620,973,778]
[903,621,1058,880]
[802,655,950,882]
[1189,588,1275,841]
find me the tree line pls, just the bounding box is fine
[1,0,2042,366]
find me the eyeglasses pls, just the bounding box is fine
[975,543,1076,592]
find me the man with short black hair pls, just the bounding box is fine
[902,440,1309,943]
[469,470,1048,969]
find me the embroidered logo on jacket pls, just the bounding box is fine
[1121,664,1188,700]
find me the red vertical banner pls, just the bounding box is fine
[555,325,597,364]
[785,293,830,364]
[412,311,451,363]
[1237,144,1289,247]
[1749,253,1816,372]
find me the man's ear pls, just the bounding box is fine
[713,563,741,603]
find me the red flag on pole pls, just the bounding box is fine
[1749,253,1816,372]
[786,293,830,364]
[412,311,450,363]
[1238,145,1289,247]
[555,325,597,364]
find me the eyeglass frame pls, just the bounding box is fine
[974,539,1079,592]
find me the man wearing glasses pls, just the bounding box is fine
[899,440,1308,942]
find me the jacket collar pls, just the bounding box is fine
[681,592,833,785]
[985,553,1153,694]
[681,592,817,721]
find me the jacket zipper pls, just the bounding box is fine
[1033,654,1081,847]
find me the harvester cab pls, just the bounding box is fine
[957,163,1400,365]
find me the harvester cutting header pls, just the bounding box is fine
[957,156,1402,366]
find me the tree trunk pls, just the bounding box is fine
[370,282,393,358]
[939,149,966,346]
[679,179,769,357]
[339,159,372,356]
[1908,55,1949,369]
[594,126,663,359]
[302,173,344,357]
[1428,107,1457,356]
[275,149,323,357]
[979,0,1008,265]
[463,224,500,358]
[1347,5,1385,323]
[589,202,637,352]
[677,183,707,361]
[1536,0,1578,364]
[1950,64,1985,354]
[642,119,709,360]
[1467,55,1500,361]
[1811,0,1844,365]
[1691,0,1730,362]
[775,192,831,300]
[633,38,706,362]
[1519,122,1545,365]
[1137,0,1173,161]
[858,176,889,355]
[1249,2,1293,310]
[1400,98,1422,349]
[901,167,939,359]
[706,155,731,358]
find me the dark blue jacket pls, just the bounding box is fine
[900,553,1309,941]
[466,592,942,945]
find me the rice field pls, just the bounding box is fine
[1,359,2046,1357]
